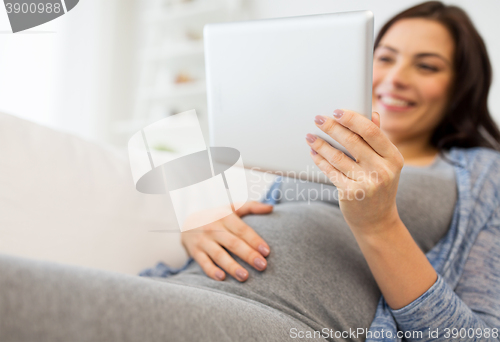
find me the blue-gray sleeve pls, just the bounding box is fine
[390,207,500,342]
[260,177,283,205]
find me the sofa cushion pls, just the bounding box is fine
[0,112,190,274]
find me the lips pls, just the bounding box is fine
[377,94,416,109]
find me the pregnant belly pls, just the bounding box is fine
[166,202,381,340]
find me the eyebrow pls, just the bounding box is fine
[377,45,452,66]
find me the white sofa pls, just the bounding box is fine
[0,112,276,275]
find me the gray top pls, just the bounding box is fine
[159,152,458,341]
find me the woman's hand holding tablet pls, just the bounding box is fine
[305,109,404,237]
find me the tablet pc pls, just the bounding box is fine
[204,10,374,184]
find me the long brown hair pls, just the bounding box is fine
[375,1,500,151]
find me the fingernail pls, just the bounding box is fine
[258,244,270,256]
[310,148,318,155]
[314,115,326,125]
[306,134,317,143]
[333,109,344,119]
[235,268,248,281]
[215,270,225,280]
[254,257,267,271]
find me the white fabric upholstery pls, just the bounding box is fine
[0,112,274,275]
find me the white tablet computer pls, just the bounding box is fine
[204,10,374,184]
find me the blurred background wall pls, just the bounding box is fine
[1,0,499,149]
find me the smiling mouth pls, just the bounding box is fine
[377,95,416,108]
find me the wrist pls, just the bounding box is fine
[352,216,406,251]
[348,205,402,238]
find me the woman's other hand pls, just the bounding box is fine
[181,201,273,282]
[306,109,404,237]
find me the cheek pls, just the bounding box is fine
[413,77,452,130]
[418,77,451,108]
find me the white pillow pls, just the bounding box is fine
[0,112,276,275]
[0,112,191,274]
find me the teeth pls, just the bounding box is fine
[380,96,412,107]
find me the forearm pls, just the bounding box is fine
[351,216,437,310]
[388,273,499,341]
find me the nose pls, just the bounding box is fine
[383,61,412,90]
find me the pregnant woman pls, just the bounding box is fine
[1,1,499,341]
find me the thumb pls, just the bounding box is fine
[235,201,274,217]
[372,111,381,128]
